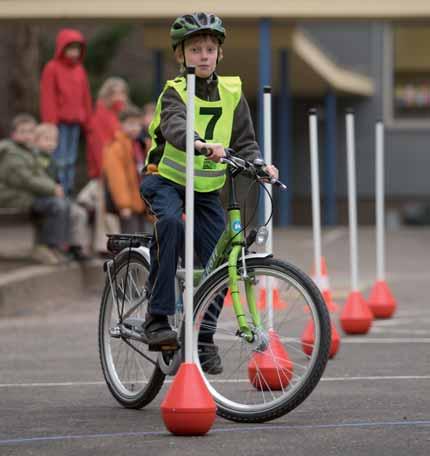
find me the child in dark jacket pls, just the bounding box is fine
[40,28,93,196]
[0,114,70,265]
[103,107,151,234]
[33,123,90,261]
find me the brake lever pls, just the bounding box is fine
[256,170,287,190]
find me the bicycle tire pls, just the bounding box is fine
[193,256,331,423]
[98,250,165,409]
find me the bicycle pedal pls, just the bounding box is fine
[148,342,179,352]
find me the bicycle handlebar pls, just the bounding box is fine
[199,146,287,190]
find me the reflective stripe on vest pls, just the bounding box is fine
[149,76,242,192]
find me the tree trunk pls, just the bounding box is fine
[9,24,40,117]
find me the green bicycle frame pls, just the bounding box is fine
[196,168,262,341]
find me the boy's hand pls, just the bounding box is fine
[264,164,279,181]
[54,184,64,198]
[195,141,225,163]
[120,208,132,218]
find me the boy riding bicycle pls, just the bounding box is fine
[139,12,278,373]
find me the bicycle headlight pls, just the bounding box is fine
[255,226,269,246]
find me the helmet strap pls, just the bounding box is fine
[181,41,187,68]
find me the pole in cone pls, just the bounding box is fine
[224,288,233,306]
[248,87,293,390]
[368,122,397,318]
[368,280,396,318]
[302,110,340,358]
[161,67,216,436]
[257,287,288,310]
[340,291,373,334]
[301,319,340,359]
[161,363,216,435]
[248,329,293,390]
[340,110,373,334]
[312,257,339,313]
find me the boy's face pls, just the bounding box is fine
[35,130,58,154]
[11,122,36,148]
[122,117,142,140]
[64,43,82,61]
[182,35,219,78]
[108,85,128,110]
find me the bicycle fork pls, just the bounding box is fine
[228,245,263,344]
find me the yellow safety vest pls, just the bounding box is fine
[148,76,242,192]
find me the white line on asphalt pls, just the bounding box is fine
[2,375,430,388]
[322,228,347,246]
[341,337,430,343]
[302,228,346,247]
[371,328,430,335]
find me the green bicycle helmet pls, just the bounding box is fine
[170,12,226,50]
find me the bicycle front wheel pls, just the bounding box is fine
[193,257,331,423]
[98,250,165,409]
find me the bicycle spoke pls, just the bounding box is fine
[193,259,330,421]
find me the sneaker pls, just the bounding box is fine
[31,244,61,265]
[140,314,178,350]
[52,248,71,264]
[68,246,91,262]
[198,344,223,375]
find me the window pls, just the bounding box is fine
[389,25,430,124]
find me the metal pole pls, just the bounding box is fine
[278,49,292,226]
[258,18,271,225]
[375,121,385,281]
[309,109,323,287]
[264,86,274,328]
[185,67,195,364]
[153,49,163,99]
[345,110,359,292]
[324,90,337,225]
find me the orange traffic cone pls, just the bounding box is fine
[340,291,373,334]
[224,288,233,306]
[306,257,341,358]
[161,363,216,435]
[301,318,340,359]
[248,329,293,390]
[368,280,396,318]
[224,288,245,307]
[312,257,339,313]
[256,287,288,310]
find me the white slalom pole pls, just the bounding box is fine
[309,109,323,289]
[263,86,274,328]
[345,110,359,292]
[375,121,385,282]
[185,67,196,364]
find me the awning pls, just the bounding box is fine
[1,0,430,20]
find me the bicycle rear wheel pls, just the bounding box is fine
[98,250,165,409]
[193,256,331,423]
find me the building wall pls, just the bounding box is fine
[296,22,430,202]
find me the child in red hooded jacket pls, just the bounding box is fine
[40,28,93,196]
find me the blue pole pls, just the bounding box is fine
[324,89,337,225]
[153,49,163,100]
[278,49,292,226]
[258,18,271,225]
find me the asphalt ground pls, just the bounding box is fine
[1,227,429,455]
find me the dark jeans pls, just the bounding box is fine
[53,123,80,196]
[140,175,226,325]
[31,196,71,247]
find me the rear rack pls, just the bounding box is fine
[106,233,152,254]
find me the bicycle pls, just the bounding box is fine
[98,150,331,423]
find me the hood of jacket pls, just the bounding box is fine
[54,28,86,63]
